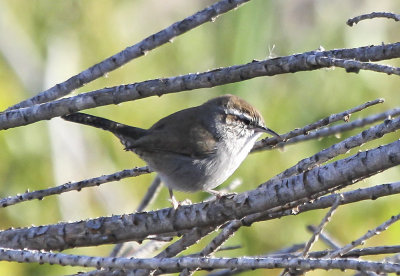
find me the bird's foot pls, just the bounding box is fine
[169,189,192,209]
[168,197,192,209]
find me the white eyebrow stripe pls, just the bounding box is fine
[226,108,253,123]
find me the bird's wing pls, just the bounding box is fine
[131,107,218,158]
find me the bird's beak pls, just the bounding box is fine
[258,126,281,139]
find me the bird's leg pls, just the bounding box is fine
[169,188,179,209]
[168,188,192,209]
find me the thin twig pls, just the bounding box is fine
[109,244,124,259]
[238,182,400,234]
[302,195,343,257]
[0,166,152,208]
[329,213,400,258]
[274,108,400,148]
[280,194,343,276]
[217,245,242,252]
[254,107,400,151]
[125,240,169,258]
[155,227,217,257]
[208,244,305,276]
[315,56,400,75]
[271,112,400,180]
[253,97,385,151]
[179,221,242,276]
[2,248,400,273]
[280,196,342,276]
[157,228,217,256]
[134,226,217,276]
[347,12,400,26]
[275,245,400,259]
[209,245,400,276]
[306,225,340,250]
[88,227,217,276]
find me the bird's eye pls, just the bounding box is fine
[242,117,251,125]
[239,114,252,126]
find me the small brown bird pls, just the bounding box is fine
[62,94,280,207]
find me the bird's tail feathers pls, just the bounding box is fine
[62,113,146,145]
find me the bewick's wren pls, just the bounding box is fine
[62,94,280,207]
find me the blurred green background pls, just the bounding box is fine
[0,0,400,275]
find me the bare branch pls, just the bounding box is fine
[209,245,400,276]
[253,98,384,151]
[329,213,400,258]
[306,225,341,250]
[315,56,400,75]
[1,43,400,130]
[302,195,342,258]
[343,246,400,258]
[272,113,400,180]
[347,12,400,26]
[0,166,151,208]
[191,181,400,274]
[275,108,400,148]
[251,182,400,224]
[267,245,400,259]
[1,247,400,273]
[5,0,251,111]
[135,227,217,276]
[179,221,242,276]
[86,226,217,275]
[280,196,342,276]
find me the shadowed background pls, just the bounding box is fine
[0,0,399,275]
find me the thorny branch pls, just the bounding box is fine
[4,0,251,111]
[0,43,399,130]
[1,247,400,274]
[0,167,151,208]
[329,213,400,258]
[0,138,398,251]
[302,195,343,258]
[252,98,384,151]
